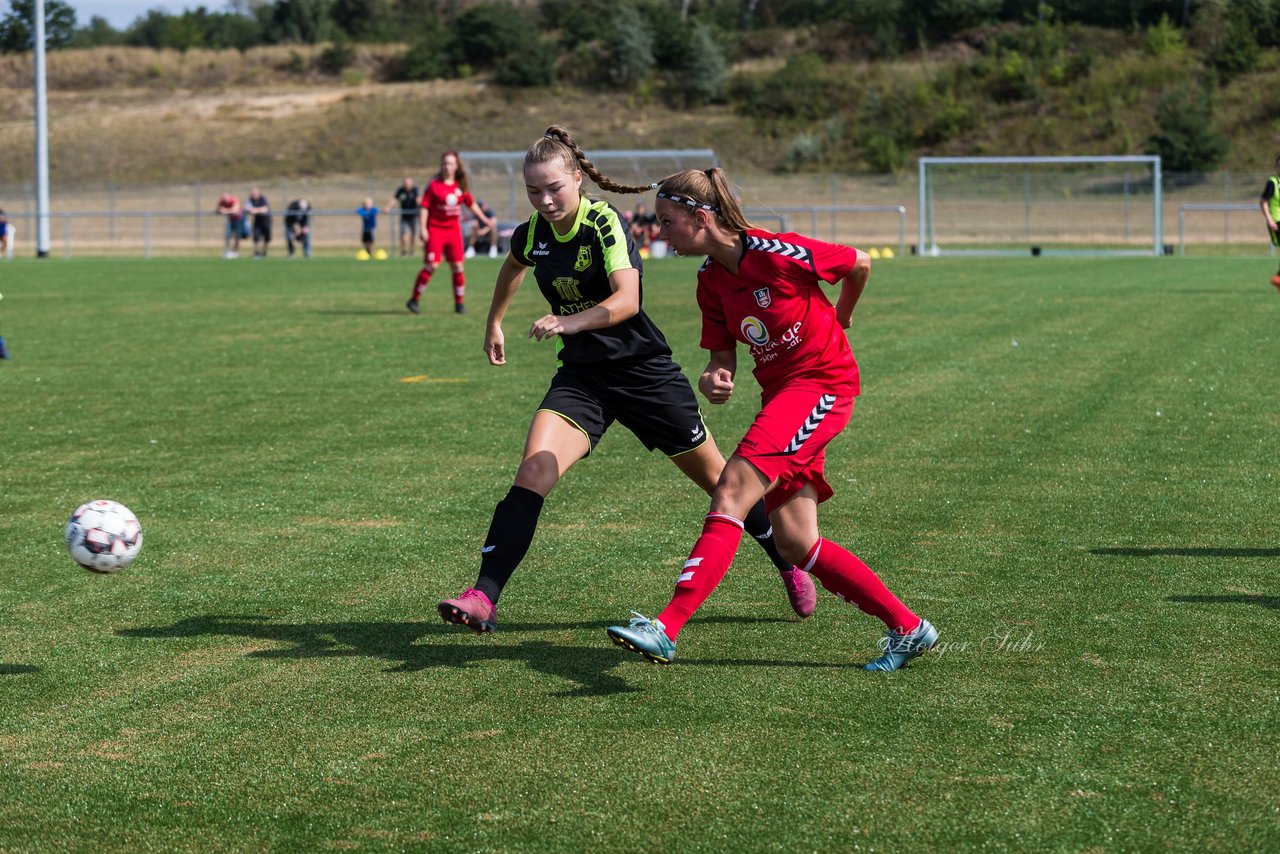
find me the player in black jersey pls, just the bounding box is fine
[437,125,818,633]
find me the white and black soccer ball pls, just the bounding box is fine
[65,500,143,573]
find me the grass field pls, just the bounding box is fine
[1,255,1278,850]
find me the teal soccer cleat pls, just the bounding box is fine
[863,618,938,672]
[607,611,676,664]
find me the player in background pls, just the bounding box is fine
[607,167,938,672]
[407,151,496,315]
[0,209,10,259]
[1259,155,1280,289]
[436,126,817,634]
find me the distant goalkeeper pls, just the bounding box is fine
[1259,155,1280,289]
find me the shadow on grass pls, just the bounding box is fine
[116,613,832,697]
[1091,547,1280,557]
[1167,594,1280,610]
[117,615,633,697]
[0,664,39,676]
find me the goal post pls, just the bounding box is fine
[918,155,1164,257]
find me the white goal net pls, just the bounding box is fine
[918,156,1164,257]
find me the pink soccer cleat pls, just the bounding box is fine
[437,587,498,634]
[780,566,817,618]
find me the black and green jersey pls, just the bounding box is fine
[511,197,672,364]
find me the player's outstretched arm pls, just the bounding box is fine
[834,250,871,329]
[486,253,529,365]
[528,267,640,342]
[698,349,737,404]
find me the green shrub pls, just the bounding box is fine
[495,38,556,87]
[1146,83,1231,173]
[398,22,452,81]
[608,5,654,89]
[316,39,354,75]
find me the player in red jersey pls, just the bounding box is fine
[406,151,496,315]
[608,167,938,671]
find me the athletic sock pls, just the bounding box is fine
[412,268,432,301]
[474,485,545,605]
[452,270,466,304]
[804,538,920,633]
[657,513,743,640]
[742,499,792,573]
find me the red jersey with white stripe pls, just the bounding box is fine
[696,229,860,400]
[423,177,474,230]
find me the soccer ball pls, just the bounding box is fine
[65,500,143,573]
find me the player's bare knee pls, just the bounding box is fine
[513,452,561,494]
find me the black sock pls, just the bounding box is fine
[742,499,791,572]
[474,485,545,604]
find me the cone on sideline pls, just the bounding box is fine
[868,247,881,259]
[356,249,371,261]
[882,247,895,258]
[374,249,389,260]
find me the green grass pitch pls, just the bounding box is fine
[1,254,1278,850]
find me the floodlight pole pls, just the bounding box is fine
[33,0,52,258]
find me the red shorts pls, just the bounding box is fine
[734,388,854,513]
[424,225,464,265]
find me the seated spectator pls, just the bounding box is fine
[630,202,659,249]
[467,198,497,258]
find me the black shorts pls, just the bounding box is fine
[361,229,374,244]
[253,218,271,241]
[538,357,709,457]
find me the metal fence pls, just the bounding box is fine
[0,169,1275,259]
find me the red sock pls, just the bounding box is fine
[657,514,743,640]
[452,270,466,304]
[804,538,920,633]
[412,268,432,300]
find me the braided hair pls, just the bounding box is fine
[525,126,654,194]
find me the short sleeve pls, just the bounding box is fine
[784,232,859,283]
[510,221,535,267]
[697,277,736,352]
[592,204,637,275]
[1262,181,1275,201]
[461,192,475,209]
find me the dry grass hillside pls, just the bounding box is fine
[0,46,779,189]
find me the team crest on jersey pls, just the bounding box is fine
[574,245,592,272]
[753,287,772,308]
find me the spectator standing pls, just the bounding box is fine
[285,199,312,258]
[391,177,420,257]
[246,187,272,258]
[357,198,379,255]
[216,193,243,259]
[0,209,10,260]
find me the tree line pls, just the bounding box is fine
[1,0,1266,173]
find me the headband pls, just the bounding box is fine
[656,190,720,213]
